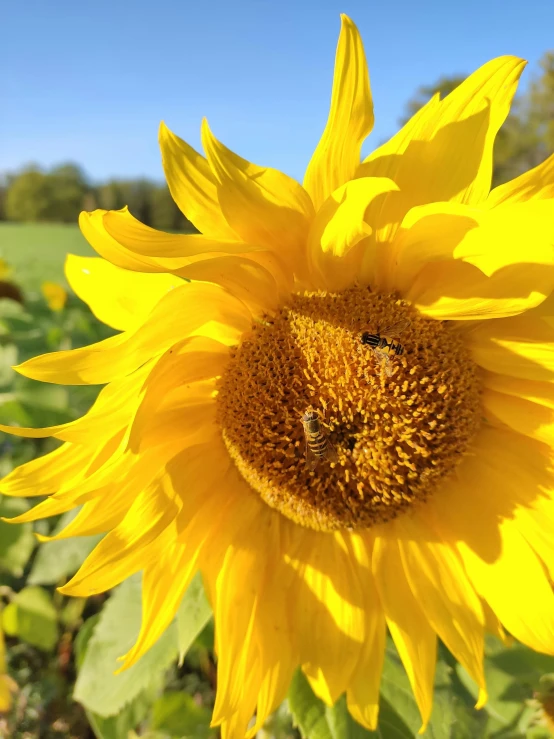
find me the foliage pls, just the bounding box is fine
[3,164,195,231]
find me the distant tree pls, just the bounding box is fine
[150,185,196,231]
[96,180,126,212]
[5,166,54,222]
[526,50,554,156]
[81,191,98,212]
[399,75,466,126]
[5,166,194,230]
[125,179,154,225]
[47,163,89,222]
[0,175,8,221]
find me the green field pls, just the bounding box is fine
[0,223,95,291]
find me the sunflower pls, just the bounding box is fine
[41,281,68,312]
[2,13,554,737]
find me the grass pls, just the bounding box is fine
[0,223,95,292]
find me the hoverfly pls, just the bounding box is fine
[300,405,338,471]
[360,319,411,377]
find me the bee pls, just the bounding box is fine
[300,406,338,471]
[360,319,411,377]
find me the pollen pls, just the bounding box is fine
[216,286,482,531]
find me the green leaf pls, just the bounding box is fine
[74,613,101,670]
[28,508,103,585]
[73,573,179,717]
[2,585,58,651]
[176,572,212,666]
[456,644,554,737]
[380,641,486,739]
[0,496,36,576]
[75,606,166,739]
[85,704,148,739]
[288,669,377,739]
[0,344,18,386]
[288,640,487,739]
[152,691,214,737]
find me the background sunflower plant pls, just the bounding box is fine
[2,13,554,739]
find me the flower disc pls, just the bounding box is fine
[217,286,482,530]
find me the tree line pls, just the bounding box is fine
[0,165,194,232]
[1,50,552,231]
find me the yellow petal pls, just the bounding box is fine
[423,434,554,655]
[388,202,478,293]
[201,119,314,276]
[307,176,398,290]
[372,532,436,732]
[16,282,252,385]
[129,341,226,450]
[483,387,554,445]
[345,533,386,731]
[159,121,237,239]
[37,495,128,541]
[36,442,183,541]
[287,529,366,706]
[392,199,554,298]
[140,336,228,396]
[0,442,91,497]
[303,15,374,211]
[209,494,284,734]
[65,255,184,332]
[174,255,282,314]
[79,209,172,272]
[467,312,554,380]
[396,514,487,708]
[94,208,286,315]
[121,443,234,669]
[131,386,216,453]
[408,260,554,321]
[59,479,181,597]
[356,94,441,251]
[487,151,554,206]
[483,373,554,407]
[481,599,512,646]
[358,56,525,245]
[198,474,297,739]
[102,206,259,259]
[3,429,129,522]
[474,429,554,583]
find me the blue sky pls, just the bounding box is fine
[2,0,553,184]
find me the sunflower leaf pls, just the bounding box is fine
[288,669,379,738]
[381,641,487,739]
[1,586,58,651]
[176,571,212,666]
[456,644,554,737]
[27,508,103,585]
[73,573,178,717]
[151,691,214,737]
[0,496,36,577]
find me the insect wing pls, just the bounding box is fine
[325,440,339,465]
[380,319,411,338]
[371,348,393,377]
[304,438,320,471]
